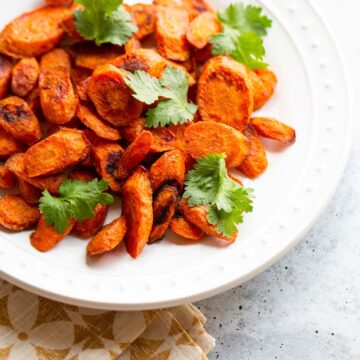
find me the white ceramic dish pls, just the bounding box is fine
[0,0,353,310]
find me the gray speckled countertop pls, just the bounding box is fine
[197,1,360,358]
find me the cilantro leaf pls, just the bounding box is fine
[39,179,114,234]
[124,67,197,128]
[74,0,137,46]
[183,154,254,237]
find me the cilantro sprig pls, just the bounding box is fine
[74,0,137,46]
[124,67,197,128]
[183,154,254,237]
[39,179,114,234]
[210,2,272,69]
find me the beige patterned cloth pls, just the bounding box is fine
[0,279,215,359]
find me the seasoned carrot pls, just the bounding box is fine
[155,5,191,61]
[122,167,153,258]
[169,215,204,240]
[238,126,268,179]
[0,96,42,145]
[125,36,141,54]
[179,199,237,242]
[71,67,92,87]
[25,87,41,114]
[87,216,127,256]
[125,4,155,40]
[24,129,90,178]
[40,48,71,72]
[117,131,153,180]
[76,77,90,102]
[186,12,220,49]
[182,0,214,15]
[87,64,143,126]
[122,118,145,143]
[73,204,108,239]
[0,128,25,159]
[69,168,97,182]
[149,149,186,192]
[197,56,254,131]
[184,121,249,168]
[0,56,12,100]
[18,178,42,205]
[0,6,69,58]
[11,58,40,97]
[251,117,296,144]
[5,153,67,194]
[45,0,73,6]
[0,195,40,232]
[61,3,83,40]
[30,215,74,252]
[149,127,177,153]
[0,165,16,189]
[77,102,121,141]
[251,68,277,110]
[149,185,178,243]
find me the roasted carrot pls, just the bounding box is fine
[76,77,90,102]
[197,56,254,131]
[117,131,153,180]
[71,67,92,87]
[122,118,145,143]
[122,166,153,258]
[25,87,41,114]
[251,117,296,144]
[87,64,143,126]
[251,68,277,110]
[149,127,177,153]
[125,4,155,40]
[24,129,90,178]
[61,3,83,40]
[30,215,75,252]
[0,56,12,100]
[11,58,40,97]
[0,96,42,145]
[184,121,249,168]
[45,0,73,7]
[0,128,25,159]
[69,168,97,182]
[0,165,16,189]
[182,0,214,15]
[87,216,127,256]
[149,185,178,243]
[0,194,40,232]
[169,215,204,240]
[149,149,186,192]
[125,36,141,54]
[18,178,42,205]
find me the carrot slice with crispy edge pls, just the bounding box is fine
[251,68,277,110]
[197,56,254,132]
[122,118,145,143]
[0,194,40,232]
[169,215,204,240]
[122,166,153,258]
[125,36,141,54]
[124,3,156,40]
[149,185,178,243]
[87,64,143,127]
[0,165,16,189]
[18,178,42,205]
[69,168,97,182]
[0,128,25,159]
[149,149,186,192]
[184,121,249,168]
[0,56,12,100]
[179,199,237,242]
[30,215,75,252]
[0,96,42,145]
[45,0,73,7]
[149,127,177,153]
[11,58,40,97]
[87,216,127,256]
[251,117,296,144]
[77,102,121,141]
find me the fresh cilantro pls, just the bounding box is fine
[39,179,114,234]
[210,2,272,69]
[124,67,197,128]
[183,154,254,237]
[74,0,137,46]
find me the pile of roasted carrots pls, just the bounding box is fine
[0,0,295,259]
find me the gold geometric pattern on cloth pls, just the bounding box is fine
[0,279,215,359]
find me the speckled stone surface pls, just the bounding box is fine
[197,1,360,359]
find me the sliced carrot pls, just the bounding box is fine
[0,165,16,189]
[61,3,83,40]
[122,118,145,143]
[125,3,156,40]
[69,168,97,182]
[25,87,41,114]
[0,56,12,100]
[18,178,42,205]
[125,36,141,54]
[76,77,90,102]
[0,128,25,159]
[169,215,204,240]
[252,68,277,110]
[45,0,73,6]
[149,127,177,153]
[182,0,214,15]
[11,58,40,97]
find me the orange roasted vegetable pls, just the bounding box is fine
[61,3,83,40]
[125,4,155,40]
[69,168,97,182]
[184,121,249,168]
[0,56,12,99]
[0,165,16,189]
[11,58,40,97]
[251,117,296,144]
[25,87,41,114]
[149,149,186,192]
[71,67,92,87]
[149,185,178,243]
[87,64,143,126]
[122,118,145,143]
[24,129,90,178]
[122,167,153,258]
[0,96,42,145]
[77,102,121,141]
[76,77,90,102]
[45,0,73,6]
[182,0,214,15]
[30,215,75,252]
[87,216,127,256]
[251,68,277,110]
[186,12,220,49]
[0,194,40,231]
[197,56,254,131]
[73,204,108,238]
[169,215,204,240]
[155,5,191,61]
[117,131,153,180]
[125,36,141,54]
[18,178,41,205]
[40,49,77,125]
[179,199,237,242]
[0,6,68,58]
[0,128,25,159]
[238,126,268,179]
[5,153,67,194]
[149,127,177,153]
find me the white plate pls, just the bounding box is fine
[0,0,353,310]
